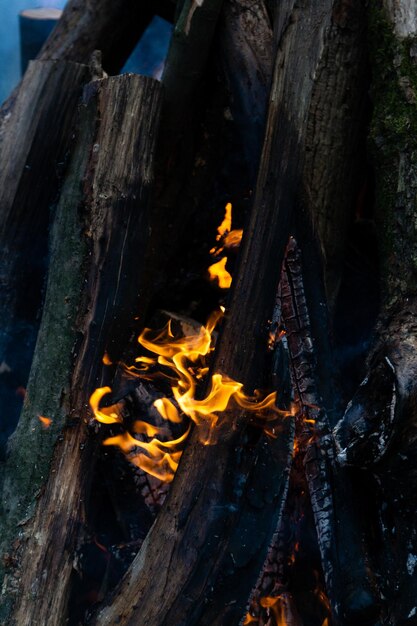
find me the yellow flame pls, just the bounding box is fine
[208,257,232,289]
[89,387,122,424]
[103,426,190,482]
[90,308,287,482]
[217,201,232,240]
[38,415,52,428]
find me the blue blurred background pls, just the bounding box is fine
[0,0,172,104]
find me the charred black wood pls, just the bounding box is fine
[281,238,380,624]
[334,301,417,624]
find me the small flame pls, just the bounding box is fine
[102,352,112,365]
[208,202,242,288]
[217,201,232,239]
[208,257,232,289]
[89,387,122,424]
[259,595,288,625]
[38,415,52,428]
[90,309,287,482]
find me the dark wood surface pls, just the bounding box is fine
[0,74,162,625]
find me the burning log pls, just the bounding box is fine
[0,74,162,624]
[280,239,379,623]
[89,3,363,626]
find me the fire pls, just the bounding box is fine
[259,595,288,625]
[208,202,243,288]
[90,309,287,481]
[217,201,232,238]
[208,257,232,289]
[38,415,52,428]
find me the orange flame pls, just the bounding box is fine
[90,309,287,482]
[208,257,232,289]
[259,595,288,625]
[102,352,112,365]
[38,415,52,428]
[223,229,243,249]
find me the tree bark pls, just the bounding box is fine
[218,0,273,181]
[334,2,417,623]
[0,74,162,625]
[0,59,90,460]
[91,3,351,625]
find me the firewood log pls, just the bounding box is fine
[0,74,162,626]
[334,2,417,622]
[0,60,90,459]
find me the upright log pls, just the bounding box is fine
[0,75,162,625]
[92,3,350,625]
[218,0,273,181]
[0,60,90,459]
[334,1,417,622]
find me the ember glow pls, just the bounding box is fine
[90,309,286,481]
[244,594,290,625]
[38,415,52,428]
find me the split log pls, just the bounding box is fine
[0,59,90,459]
[91,3,358,625]
[218,0,273,181]
[0,74,162,625]
[302,0,369,310]
[334,2,417,622]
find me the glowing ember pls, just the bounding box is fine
[102,352,112,365]
[38,415,52,428]
[90,309,287,481]
[208,257,232,289]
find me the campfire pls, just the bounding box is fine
[1,0,416,625]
